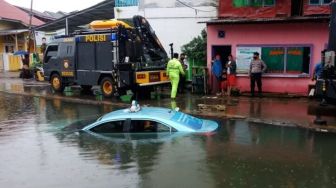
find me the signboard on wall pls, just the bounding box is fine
[35,31,55,46]
[236,47,261,73]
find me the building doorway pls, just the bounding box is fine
[211,45,231,93]
[212,45,232,66]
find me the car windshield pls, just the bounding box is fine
[170,112,203,130]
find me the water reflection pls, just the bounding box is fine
[1,94,336,188]
[249,100,261,118]
[207,121,336,187]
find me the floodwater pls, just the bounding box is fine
[1,94,336,188]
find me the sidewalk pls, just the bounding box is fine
[0,71,335,133]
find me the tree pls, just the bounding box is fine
[181,29,207,65]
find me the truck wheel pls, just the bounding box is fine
[100,77,114,98]
[81,85,92,92]
[50,74,65,92]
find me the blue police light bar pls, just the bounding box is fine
[111,33,117,41]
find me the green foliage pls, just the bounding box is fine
[181,29,207,63]
[30,53,42,69]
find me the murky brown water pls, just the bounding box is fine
[1,93,336,188]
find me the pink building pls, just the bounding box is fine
[205,0,331,95]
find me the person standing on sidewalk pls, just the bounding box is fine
[226,54,237,96]
[221,65,228,96]
[167,53,185,99]
[249,52,267,97]
[211,54,223,95]
[312,50,326,81]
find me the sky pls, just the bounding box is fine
[5,0,106,12]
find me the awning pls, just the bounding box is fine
[35,0,115,33]
[0,29,28,36]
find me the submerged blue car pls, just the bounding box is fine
[82,106,218,134]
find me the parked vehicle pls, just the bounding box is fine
[43,16,169,97]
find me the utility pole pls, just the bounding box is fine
[27,0,34,57]
[29,0,33,29]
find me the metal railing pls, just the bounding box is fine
[115,0,139,7]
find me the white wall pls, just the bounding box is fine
[0,54,4,71]
[3,54,9,71]
[115,6,216,54]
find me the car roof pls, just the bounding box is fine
[100,107,175,122]
[83,106,217,132]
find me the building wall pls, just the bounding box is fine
[0,36,4,53]
[0,31,27,72]
[0,20,27,53]
[218,0,291,18]
[0,21,19,53]
[207,22,328,95]
[218,0,330,18]
[115,6,217,53]
[303,0,330,16]
[0,21,17,30]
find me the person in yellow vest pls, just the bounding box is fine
[167,53,185,99]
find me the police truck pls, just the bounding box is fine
[43,16,169,97]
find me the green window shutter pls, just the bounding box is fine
[233,0,246,7]
[264,0,275,6]
[233,0,275,7]
[261,47,285,73]
[286,47,304,73]
[251,0,263,6]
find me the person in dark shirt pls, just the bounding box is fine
[313,50,326,80]
[20,54,32,79]
[313,63,323,80]
[212,54,223,95]
[226,54,237,96]
[178,53,187,93]
[40,37,47,54]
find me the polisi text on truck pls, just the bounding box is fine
[85,35,106,42]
